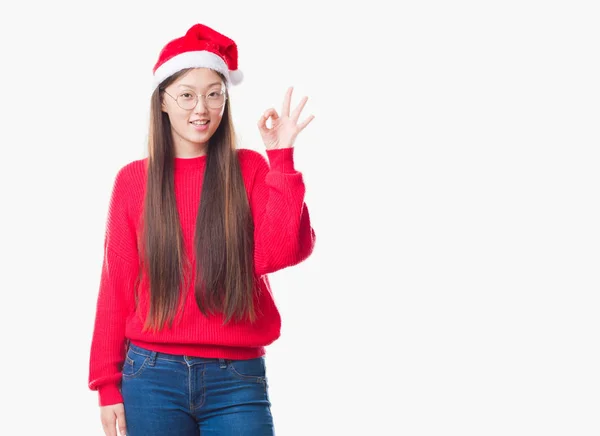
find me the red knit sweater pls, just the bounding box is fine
[88,147,316,406]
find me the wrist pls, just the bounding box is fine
[98,384,123,406]
[266,147,296,173]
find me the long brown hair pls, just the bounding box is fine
[140,68,256,332]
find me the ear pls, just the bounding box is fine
[161,96,168,113]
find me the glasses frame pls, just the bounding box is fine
[163,88,228,110]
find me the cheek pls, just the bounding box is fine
[210,114,224,131]
[170,113,189,130]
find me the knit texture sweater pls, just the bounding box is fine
[88,147,316,406]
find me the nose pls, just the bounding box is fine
[193,95,208,113]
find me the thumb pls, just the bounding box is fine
[115,406,127,436]
[257,108,279,132]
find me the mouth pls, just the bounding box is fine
[190,119,209,131]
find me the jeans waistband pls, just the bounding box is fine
[127,342,231,364]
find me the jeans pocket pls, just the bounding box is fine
[227,357,267,384]
[122,348,150,379]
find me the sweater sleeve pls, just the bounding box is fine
[88,166,139,406]
[250,147,316,276]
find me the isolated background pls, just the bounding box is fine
[0,1,598,435]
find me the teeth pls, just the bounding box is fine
[192,120,208,125]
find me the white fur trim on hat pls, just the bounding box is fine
[153,50,242,87]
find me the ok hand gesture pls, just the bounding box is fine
[257,86,315,150]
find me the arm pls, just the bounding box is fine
[253,86,317,276]
[88,166,138,406]
[250,147,316,276]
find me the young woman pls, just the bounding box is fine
[88,23,316,436]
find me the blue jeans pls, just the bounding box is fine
[121,343,275,435]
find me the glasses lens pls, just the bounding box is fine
[206,91,226,109]
[177,92,198,110]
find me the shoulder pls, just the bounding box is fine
[236,148,269,179]
[237,147,268,167]
[108,158,147,213]
[113,157,147,187]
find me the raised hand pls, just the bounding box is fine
[257,86,315,150]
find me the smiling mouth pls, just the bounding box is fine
[191,120,209,125]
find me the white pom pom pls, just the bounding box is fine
[229,69,244,85]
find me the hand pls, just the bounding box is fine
[257,86,315,150]
[100,403,127,436]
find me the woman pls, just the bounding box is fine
[88,23,316,436]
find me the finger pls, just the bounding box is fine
[101,418,117,436]
[257,108,279,131]
[116,407,127,436]
[282,86,293,118]
[291,96,308,122]
[297,114,315,132]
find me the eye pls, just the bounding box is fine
[180,92,195,99]
[207,91,220,98]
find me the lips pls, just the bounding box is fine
[190,119,210,132]
[190,120,209,125]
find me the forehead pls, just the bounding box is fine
[172,68,224,90]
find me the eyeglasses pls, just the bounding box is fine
[163,89,227,110]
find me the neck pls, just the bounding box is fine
[173,138,208,158]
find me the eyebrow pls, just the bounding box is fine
[177,82,222,89]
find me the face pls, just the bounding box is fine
[161,68,227,156]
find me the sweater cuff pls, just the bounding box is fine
[98,384,123,406]
[266,147,296,173]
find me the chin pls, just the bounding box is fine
[186,131,212,143]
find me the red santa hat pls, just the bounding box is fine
[152,23,243,88]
